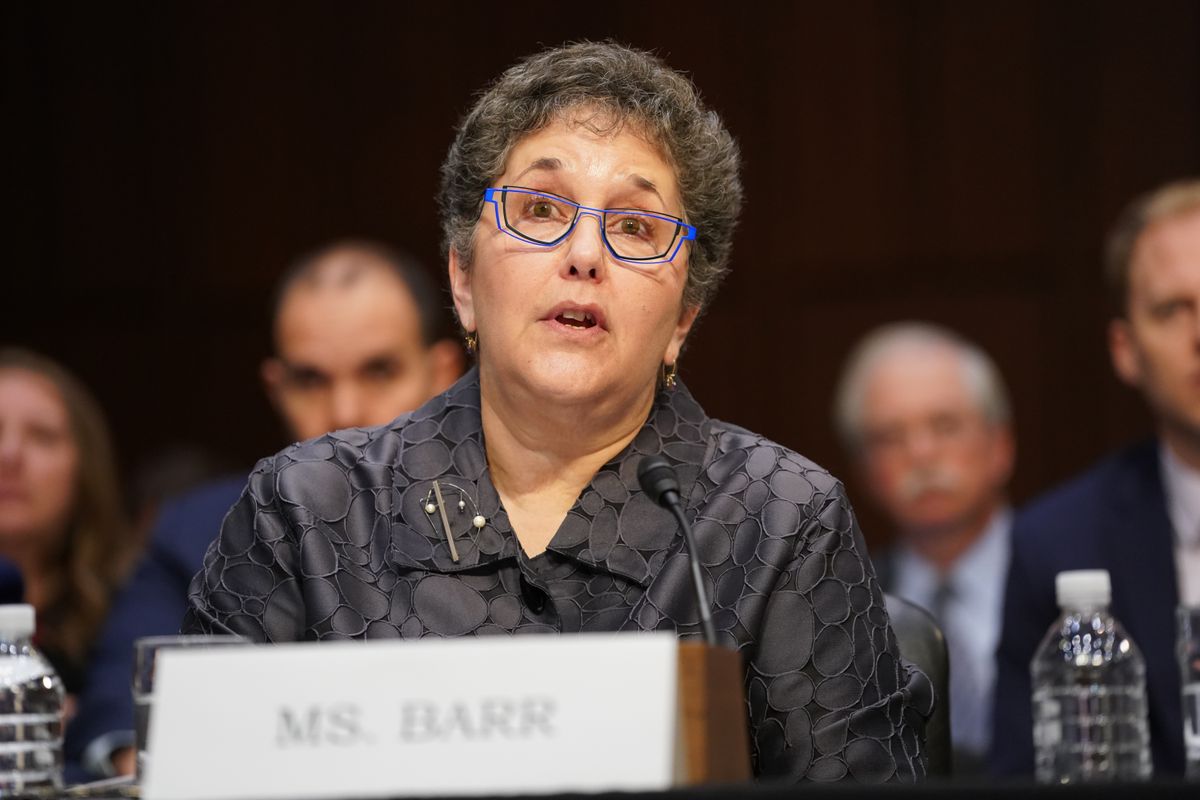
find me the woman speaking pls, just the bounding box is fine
[186,42,931,782]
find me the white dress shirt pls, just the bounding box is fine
[1157,443,1200,607]
[891,507,1011,757]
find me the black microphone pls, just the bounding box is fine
[637,456,717,646]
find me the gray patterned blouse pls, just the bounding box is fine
[183,369,932,782]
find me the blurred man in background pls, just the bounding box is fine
[835,322,1016,773]
[259,242,462,438]
[68,240,464,778]
[993,180,1200,777]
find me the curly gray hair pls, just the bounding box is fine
[437,41,743,311]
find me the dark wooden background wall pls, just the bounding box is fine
[6,2,1200,545]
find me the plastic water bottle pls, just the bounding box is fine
[0,605,63,796]
[1031,570,1152,783]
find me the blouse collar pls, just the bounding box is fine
[386,367,712,585]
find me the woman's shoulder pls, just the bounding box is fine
[686,417,865,570]
[241,424,404,512]
[704,417,846,500]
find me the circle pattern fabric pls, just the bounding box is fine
[184,369,933,782]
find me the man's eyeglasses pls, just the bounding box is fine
[483,186,696,265]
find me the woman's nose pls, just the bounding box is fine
[560,212,608,281]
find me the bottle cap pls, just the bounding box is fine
[0,604,34,637]
[1055,569,1111,609]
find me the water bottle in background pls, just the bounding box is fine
[0,605,63,796]
[1031,569,1152,784]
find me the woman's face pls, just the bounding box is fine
[450,118,699,410]
[0,369,80,544]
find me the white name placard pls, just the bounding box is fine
[144,633,680,800]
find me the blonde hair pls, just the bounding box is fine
[0,348,136,667]
[1105,178,1200,314]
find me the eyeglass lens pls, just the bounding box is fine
[500,188,681,261]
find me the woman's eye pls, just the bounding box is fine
[26,424,66,447]
[520,197,568,223]
[612,216,651,238]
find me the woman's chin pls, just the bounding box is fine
[493,356,647,409]
[0,519,45,549]
[527,370,609,406]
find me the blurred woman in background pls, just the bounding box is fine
[0,348,138,694]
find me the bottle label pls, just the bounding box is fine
[1033,694,1062,747]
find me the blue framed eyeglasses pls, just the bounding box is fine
[483,186,697,265]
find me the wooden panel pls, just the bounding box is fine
[677,642,752,784]
[5,2,1200,549]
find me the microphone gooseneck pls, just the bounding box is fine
[637,456,718,646]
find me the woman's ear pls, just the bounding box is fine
[664,304,701,365]
[448,248,476,332]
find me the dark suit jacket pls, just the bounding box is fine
[0,561,23,605]
[64,476,245,778]
[990,440,1184,776]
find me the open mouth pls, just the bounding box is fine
[555,309,598,329]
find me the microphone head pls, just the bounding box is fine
[637,455,680,508]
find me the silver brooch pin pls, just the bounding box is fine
[422,479,487,563]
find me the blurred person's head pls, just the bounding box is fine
[0,348,133,665]
[261,241,464,441]
[1106,179,1200,465]
[835,323,1015,556]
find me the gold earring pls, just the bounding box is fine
[464,331,477,355]
[663,361,678,389]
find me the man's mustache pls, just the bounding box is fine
[898,467,961,502]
